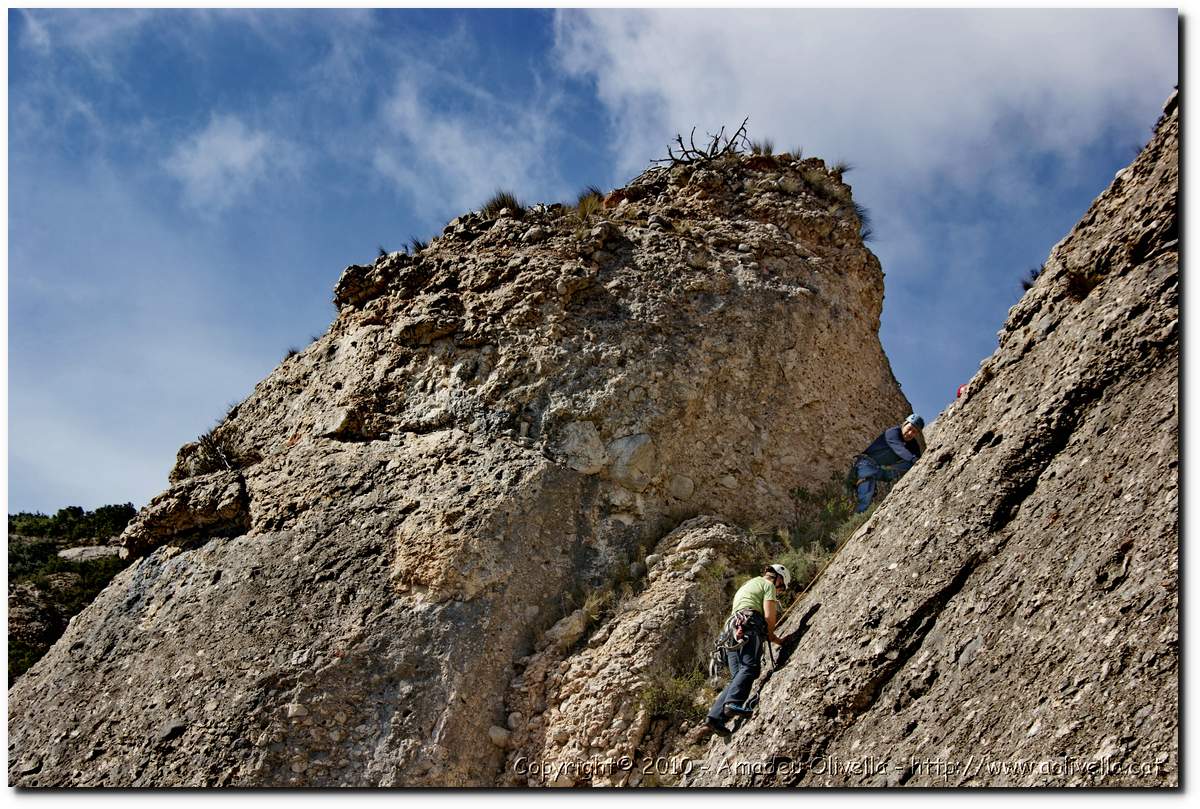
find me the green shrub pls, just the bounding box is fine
[739,475,875,608]
[641,669,708,723]
[830,160,853,176]
[7,538,62,582]
[191,422,257,476]
[790,474,858,552]
[8,640,44,686]
[773,545,828,595]
[481,189,524,219]
[7,544,135,684]
[828,509,872,549]
[7,503,136,544]
[750,138,775,156]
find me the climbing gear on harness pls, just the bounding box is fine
[708,608,766,679]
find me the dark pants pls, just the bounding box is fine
[853,457,882,513]
[707,631,763,722]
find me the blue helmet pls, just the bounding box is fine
[905,414,925,430]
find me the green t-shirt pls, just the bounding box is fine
[731,576,778,617]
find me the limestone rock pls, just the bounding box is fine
[608,434,656,493]
[9,149,908,787]
[688,96,1180,788]
[557,421,608,474]
[488,726,512,749]
[668,475,695,500]
[119,470,249,558]
[500,518,753,786]
[56,546,121,563]
[542,610,589,652]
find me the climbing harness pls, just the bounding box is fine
[708,608,764,679]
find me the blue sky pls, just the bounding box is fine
[6,8,1178,514]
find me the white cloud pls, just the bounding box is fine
[17,9,158,82]
[553,8,1177,200]
[19,9,52,53]
[370,63,574,222]
[164,114,299,213]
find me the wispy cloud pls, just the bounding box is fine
[371,71,571,223]
[164,114,300,213]
[18,9,53,53]
[8,155,280,513]
[17,8,158,82]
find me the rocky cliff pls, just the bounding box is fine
[685,93,1180,787]
[8,149,910,786]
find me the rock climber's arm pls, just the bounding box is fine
[885,427,917,463]
[764,598,783,645]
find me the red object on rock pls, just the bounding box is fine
[957,384,968,399]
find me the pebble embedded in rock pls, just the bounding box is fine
[156,719,187,743]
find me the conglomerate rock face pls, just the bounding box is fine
[687,93,1179,787]
[498,517,752,787]
[8,152,909,786]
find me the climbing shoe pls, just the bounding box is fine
[705,717,732,738]
[723,703,754,718]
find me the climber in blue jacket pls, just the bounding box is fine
[851,414,925,513]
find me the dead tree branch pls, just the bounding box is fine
[653,117,752,166]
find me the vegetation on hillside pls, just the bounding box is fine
[742,474,876,609]
[8,503,138,684]
[8,503,136,543]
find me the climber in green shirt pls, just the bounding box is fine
[705,563,791,737]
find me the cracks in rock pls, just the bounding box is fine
[847,554,980,718]
[773,603,821,672]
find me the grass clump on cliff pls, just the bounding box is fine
[481,189,524,219]
[750,138,775,156]
[853,201,874,243]
[640,668,710,723]
[746,475,874,608]
[1021,264,1044,293]
[190,420,259,477]
[801,167,851,205]
[571,185,607,231]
